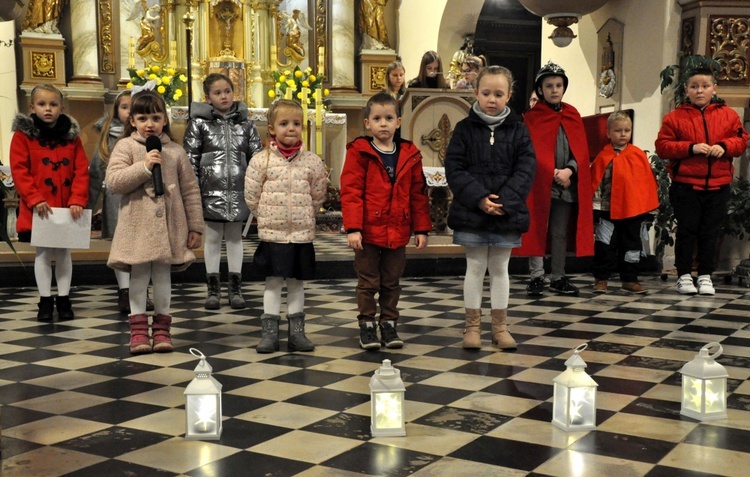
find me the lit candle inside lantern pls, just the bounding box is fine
[318,46,325,77]
[170,40,177,68]
[270,45,277,72]
[315,87,323,156]
[301,86,310,147]
[128,37,135,69]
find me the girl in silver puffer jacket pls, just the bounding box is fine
[183,73,262,310]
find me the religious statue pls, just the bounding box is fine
[448,34,474,88]
[598,33,616,98]
[358,0,390,50]
[136,3,161,55]
[22,0,67,35]
[279,9,311,63]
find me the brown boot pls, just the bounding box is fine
[491,309,517,350]
[152,314,174,353]
[462,308,482,349]
[129,314,152,354]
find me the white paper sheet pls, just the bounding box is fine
[31,208,92,249]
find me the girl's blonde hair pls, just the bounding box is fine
[462,55,486,72]
[122,91,173,139]
[385,60,406,98]
[476,65,515,93]
[267,99,302,128]
[98,90,132,163]
[415,50,448,89]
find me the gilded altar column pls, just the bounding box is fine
[330,0,356,91]
[68,0,105,89]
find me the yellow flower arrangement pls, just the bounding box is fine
[127,64,187,106]
[269,66,328,103]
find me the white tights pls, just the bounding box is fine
[463,246,512,310]
[204,222,244,274]
[34,247,72,296]
[114,269,130,289]
[130,262,171,315]
[264,276,305,315]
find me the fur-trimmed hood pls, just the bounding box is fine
[12,113,81,142]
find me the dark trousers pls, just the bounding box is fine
[670,182,730,277]
[354,243,406,324]
[593,212,646,282]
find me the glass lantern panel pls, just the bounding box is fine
[552,383,569,424]
[703,377,726,414]
[568,386,596,426]
[682,375,703,413]
[373,392,403,429]
[187,394,219,435]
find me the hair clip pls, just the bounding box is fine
[131,79,157,96]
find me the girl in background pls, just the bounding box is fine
[384,60,406,100]
[408,50,448,89]
[107,90,204,354]
[454,55,486,90]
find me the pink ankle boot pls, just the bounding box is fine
[152,314,173,353]
[129,314,152,354]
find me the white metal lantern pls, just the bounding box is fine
[370,359,406,437]
[184,348,223,440]
[680,342,728,421]
[552,343,598,431]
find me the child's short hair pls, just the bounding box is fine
[124,91,172,138]
[30,84,63,103]
[364,91,400,118]
[267,99,302,126]
[685,68,717,83]
[606,110,632,130]
[203,73,234,95]
[475,65,515,92]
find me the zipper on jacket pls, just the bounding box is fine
[701,109,711,190]
[224,121,232,217]
[490,130,495,145]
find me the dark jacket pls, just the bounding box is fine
[183,101,262,222]
[445,107,536,233]
[655,100,749,190]
[340,137,432,249]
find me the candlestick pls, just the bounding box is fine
[170,40,177,68]
[128,37,135,69]
[301,86,310,148]
[270,45,277,72]
[315,88,323,156]
[317,46,324,77]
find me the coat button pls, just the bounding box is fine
[156,209,163,218]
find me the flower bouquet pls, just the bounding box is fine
[127,64,187,106]
[268,65,329,103]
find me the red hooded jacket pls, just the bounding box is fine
[340,137,431,249]
[515,101,594,257]
[655,101,749,190]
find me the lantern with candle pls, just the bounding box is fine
[184,348,223,440]
[680,342,728,421]
[370,359,406,437]
[552,343,598,432]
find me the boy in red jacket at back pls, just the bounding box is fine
[656,63,749,296]
[341,92,431,351]
[591,111,659,294]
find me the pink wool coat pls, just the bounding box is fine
[106,133,204,272]
[244,143,328,243]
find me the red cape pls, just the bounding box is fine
[515,101,594,257]
[591,144,659,220]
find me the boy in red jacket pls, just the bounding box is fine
[340,92,431,350]
[591,111,659,294]
[656,66,749,296]
[10,84,89,321]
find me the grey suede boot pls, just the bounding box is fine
[287,312,315,352]
[205,273,221,310]
[228,272,246,309]
[257,314,280,353]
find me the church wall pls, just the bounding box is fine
[396,0,448,83]
[0,21,18,165]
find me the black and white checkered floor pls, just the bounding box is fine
[2,273,750,476]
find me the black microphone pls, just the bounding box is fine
[146,135,163,197]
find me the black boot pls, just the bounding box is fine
[56,295,75,320]
[37,296,54,321]
[205,273,221,309]
[257,314,280,353]
[287,312,315,352]
[118,288,130,314]
[228,272,246,309]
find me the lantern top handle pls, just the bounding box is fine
[573,343,588,354]
[700,342,723,360]
[190,348,206,359]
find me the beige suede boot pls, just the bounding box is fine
[462,308,482,349]
[491,309,517,349]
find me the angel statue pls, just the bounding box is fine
[279,9,311,63]
[22,0,67,34]
[358,0,389,50]
[128,0,163,57]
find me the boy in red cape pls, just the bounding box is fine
[518,61,593,297]
[591,111,659,294]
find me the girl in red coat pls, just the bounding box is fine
[341,92,431,351]
[519,61,594,297]
[10,84,89,321]
[655,66,749,295]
